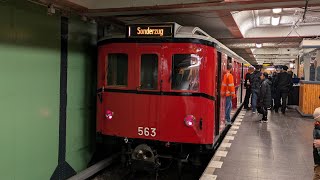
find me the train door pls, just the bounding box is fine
[133,44,163,139]
[219,53,228,132]
[98,44,135,136]
[215,52,222,136]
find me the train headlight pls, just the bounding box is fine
[184,115,195,127]
[105,109,114,120]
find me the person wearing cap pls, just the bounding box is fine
[221,63,236,125]
[257,72,272,122]
[313,107,320,180]
[274,65,293,114]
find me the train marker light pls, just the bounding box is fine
[184,115,196,127]
[105,110,114,120]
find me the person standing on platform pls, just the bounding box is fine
[221,64,236,125]
[250,66,261,114]
[271,71,278,110]
[257,72,272,122]
[244,66,255,110]
[274,66,292,114]
[313,107,320,180]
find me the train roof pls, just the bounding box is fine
[99,22,250,65]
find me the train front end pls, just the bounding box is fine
[96,23,217,168]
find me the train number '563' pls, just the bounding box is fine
[138,127,156,137]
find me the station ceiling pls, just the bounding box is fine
[33,0,320,65]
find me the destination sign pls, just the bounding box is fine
[127,24,174,38]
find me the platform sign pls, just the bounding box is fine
[127,24,174,38]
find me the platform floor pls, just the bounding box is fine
[202,108,314,180]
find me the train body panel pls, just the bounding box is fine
[97,42,216,144]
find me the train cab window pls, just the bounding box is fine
[171,54,200,91]
[107,54,128,86]
[140,54,158,90]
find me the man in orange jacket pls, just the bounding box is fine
[221,63,236,125]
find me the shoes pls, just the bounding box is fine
[281,110,285,114]
[275,109,279,113]
[252,111,256,114]
[260,119,268,123]
[226,122,232,125]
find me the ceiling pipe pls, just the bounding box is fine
[302,0,309,21]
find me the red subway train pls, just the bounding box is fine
[96,23,249,169]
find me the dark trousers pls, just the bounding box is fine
[258,105,268,120]
[243,88,251,108]
[275,89,288,112]
[261,106,268,120]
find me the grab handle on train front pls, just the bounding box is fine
[136,85,142,91]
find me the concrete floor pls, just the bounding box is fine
[214,108,314,180]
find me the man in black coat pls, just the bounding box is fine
[274,66,293,114]
[244,66,255,109]
[250,67,262,113]
[258,72,272,122]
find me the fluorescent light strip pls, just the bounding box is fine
[271,16,280,26]
[272,8,282,14]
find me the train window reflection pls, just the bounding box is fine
[107,54,128,86]
[140,54,158,90]
[172,54,200,91]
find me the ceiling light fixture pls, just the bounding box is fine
[256,43,262,48]
[271,16,280,26]
[272,8,282,14]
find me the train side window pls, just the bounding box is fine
[107,54,128,86]
[140,54,158,90]
[171,54,200,91]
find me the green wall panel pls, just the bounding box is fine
[0,4,16,179]
[0,1,96,179]
[0,1,60,179]
[66,19,97,172]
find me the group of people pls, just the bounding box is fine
[221,63,320,179]
[243,65,293,122]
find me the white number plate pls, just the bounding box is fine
[138,127,156,137]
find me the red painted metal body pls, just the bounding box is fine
[97,40,244,145]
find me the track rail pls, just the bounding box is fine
[67,153,120,180]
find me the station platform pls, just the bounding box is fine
[201,108,314,180]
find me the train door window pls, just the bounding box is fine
[171,54,200,91]
[106,54,128,86]
[140,54,158,90]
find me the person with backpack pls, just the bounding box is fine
[250,66,262,113]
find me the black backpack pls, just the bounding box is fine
[250,71,261,90]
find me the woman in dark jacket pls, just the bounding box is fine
[258,72,272,122]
